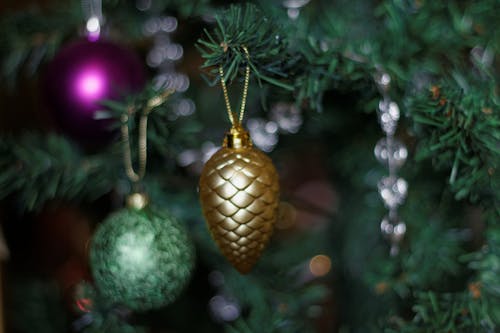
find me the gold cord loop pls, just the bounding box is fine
[121,89,175,184]
[218,46,251,127]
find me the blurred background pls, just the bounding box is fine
[0,0,498,332]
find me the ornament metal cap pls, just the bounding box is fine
[126,192,149,210]
[223,125,252,149]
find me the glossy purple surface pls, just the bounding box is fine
[44,39,146,145]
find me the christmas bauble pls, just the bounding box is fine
[199,126,280,274]
[89,206,194,311]
[44,39,146,144]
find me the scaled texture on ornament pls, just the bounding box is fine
[90,208,194,311]
[199,126,280,274]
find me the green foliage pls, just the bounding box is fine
[197,3,294,90]
[466,227,500,309]
[408,77,500,204]
[292,37,373,111]
[74,282,148,333]
[82,314,146,333]
[218,268,327,333]
[391,290,497,332]
[9,279,68,333]
[124,0,212,18]
[1,0,499,332]
[0,134,117,212]
[100,85,203,159]
[0,87,202,212]
[0,4,79,86]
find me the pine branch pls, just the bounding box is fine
[224,272,326,333]
[100,85,203,161]
[388,289,497,332]
[0,134,118,212]
[0,5,80,87]
[465,226,500,303]
[196,3,294,91]
[291,35,373,111]
[408,76,500,207]
[382,225,499,332]
[0,85,201,212]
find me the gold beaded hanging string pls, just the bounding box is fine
[218,46,251,127]
[120,89,174,208]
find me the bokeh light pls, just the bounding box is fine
[309,254,331,277]
[75,68,107,107]
[85,16,101,41]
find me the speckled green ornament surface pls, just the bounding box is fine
[90,208,195,311]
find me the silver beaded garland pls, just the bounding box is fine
[374,70,408,256]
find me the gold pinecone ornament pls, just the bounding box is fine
[200,125,280,273]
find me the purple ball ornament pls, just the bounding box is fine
[43,39,146,145]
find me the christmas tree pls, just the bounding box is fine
[0,0,498,332]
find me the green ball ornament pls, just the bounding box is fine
[90,203,195,312]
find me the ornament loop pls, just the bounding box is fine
[218,46,251,127]
[121,89,174,184]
